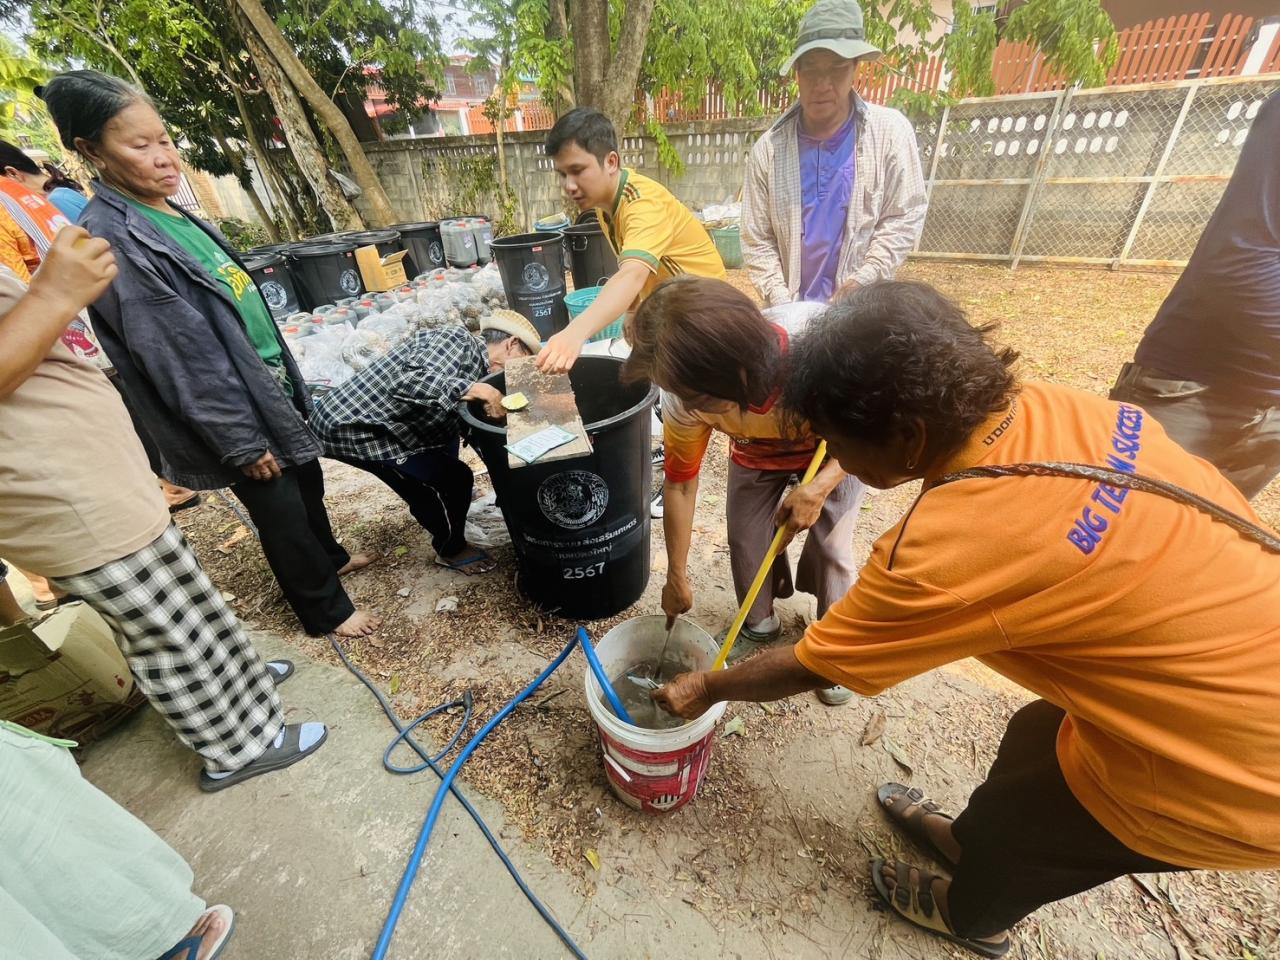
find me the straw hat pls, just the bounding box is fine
[480,309,543,354]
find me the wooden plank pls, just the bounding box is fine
[1202,14,1253,78]
[1265,30,1280,74]
[503,355,593,468]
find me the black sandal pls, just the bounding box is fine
[877,782,958,868]
[870,858,1011,959]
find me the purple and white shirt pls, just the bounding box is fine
[798,110,857,302]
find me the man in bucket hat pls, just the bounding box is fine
[740,0,927,707]
[309,311,539,575]
[742,0,927,310]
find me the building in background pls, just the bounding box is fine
[364,55,552,138]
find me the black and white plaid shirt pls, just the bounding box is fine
[310,325,487,462]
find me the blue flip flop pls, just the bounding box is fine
[266,659,295,686]
[156,904,235,960]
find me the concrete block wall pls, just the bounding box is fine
[354,117,773,230]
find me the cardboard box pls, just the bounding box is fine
[0,602,141,742]
[355,246,409,291]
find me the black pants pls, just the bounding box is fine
[947,700,1186,938]
[231,459,355,635]
[337,444,472,557]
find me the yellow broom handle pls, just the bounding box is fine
[712,441,828,671]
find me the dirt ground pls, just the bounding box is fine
[173,262,1279,960]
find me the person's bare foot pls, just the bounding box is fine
[173,905,234,960]
[879,861,1008,949]
[337,553,376,576]
[333,609,381,637]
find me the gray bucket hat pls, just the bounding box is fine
[781,0,882,75]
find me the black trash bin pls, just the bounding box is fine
[341,228,413,277]
[392,221,446,274]
[247,242,294,256]
[243,252,301,320]
[489,231,568,340]
[563,221,619,290]
[286,241,365,309]
[460,356,658,619]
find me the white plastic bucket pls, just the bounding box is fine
[584,615,727,813]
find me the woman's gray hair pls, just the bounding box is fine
[38,70,153,153]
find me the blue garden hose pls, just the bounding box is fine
[329,636,586,959]
[371,631,588,960]
[577,626,635,725]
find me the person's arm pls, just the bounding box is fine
[658,400,714,624]
[660,474,700,624]
[773,459,849,548]
[654,645,829,719]
[839,112,928,294]
[741,138,792,307]
[536,259,649,373]
[0,227,117,400]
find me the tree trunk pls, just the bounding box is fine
[213,131,279,241]
[231,2,361,232]
[545,0,576,114]
[233,0,397,227]
[228,81,304,238]
[566,0,657,135]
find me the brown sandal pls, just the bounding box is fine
[877,782,958,868]
[870,858,1011,958]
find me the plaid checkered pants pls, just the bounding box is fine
[51,524,284,774]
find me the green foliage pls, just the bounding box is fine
[422,153,518,236]
[265,0,445,128]
[217,216,271,251]
[1004,0,1119,88]
[945,0,997,99]
[13,0,244,175]
[509,0,572,107]
[639,0,806,120]
[643,116,683,175]
[0,37,56,150]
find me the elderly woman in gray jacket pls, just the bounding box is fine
[41,70,378,639]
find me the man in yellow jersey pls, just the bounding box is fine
[536,108,725,374]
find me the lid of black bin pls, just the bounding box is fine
[247,242,293,255]
[341,229,401,245]
[243,252,285,270]
[288,241,357,257]
[390,221,440,232]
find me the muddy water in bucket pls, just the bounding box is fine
[585,615,727,812]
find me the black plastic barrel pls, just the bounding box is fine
[563,221,619,290]
[247,242,294,256]
[460,356,658,619]
[339,229,403,258]
[286,241,365,309]
[489,232,568,340]
[243,252,301,320]
[392,221,445,274]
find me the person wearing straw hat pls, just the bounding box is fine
[742,0,927,307]
[310,311,539,575]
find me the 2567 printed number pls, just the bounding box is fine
[563,562,605,579]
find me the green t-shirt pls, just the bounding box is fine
[127,200,283,373]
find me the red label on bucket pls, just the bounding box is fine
[597,727,717,813]
[532,246,543,252]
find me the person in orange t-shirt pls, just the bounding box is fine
[655,281,1280,958]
